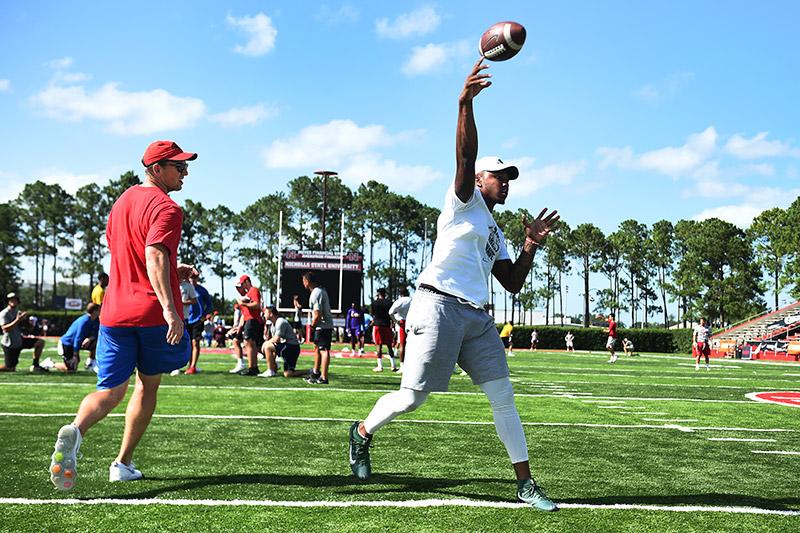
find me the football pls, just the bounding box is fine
[478,21,526,61]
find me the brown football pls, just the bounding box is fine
[479,21,526,62]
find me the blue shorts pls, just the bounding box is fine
[95,325,191,390]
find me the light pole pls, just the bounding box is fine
[314,170,337,250]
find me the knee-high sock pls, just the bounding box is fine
[363,388,429,434]
[480,377,529,464]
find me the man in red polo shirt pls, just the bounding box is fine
[49,140,197,491]
[606,313,618,363]
[235,274,265,376]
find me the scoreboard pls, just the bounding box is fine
[278,250,363,312]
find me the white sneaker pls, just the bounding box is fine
[258,369,278,378]
[109,461,143,482]
[342,346,351,353]
[695,364,700,371]
[507,351,515,357]
[706,365,710,371]
[50,424,82,491]
[373,366,383,372]
[85,359,96,370]
[229,360,246,374]
[358,349,364,356]
[40,357,55,369]
[169,369,181,376]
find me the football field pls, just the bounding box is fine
[1,341,799,532]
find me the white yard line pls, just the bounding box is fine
[597,406,641,410]
[0,497,798,515]
[641,419,699,423]
[622,412,667,415]
[708,438,776,442]
[0,412,793,434]
[582,400,625,404]
[0,382,768,403]
[751,450,800,455]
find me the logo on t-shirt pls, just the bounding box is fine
[485,225,501,263]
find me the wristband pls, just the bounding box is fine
[524,238,539,247]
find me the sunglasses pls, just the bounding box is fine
[159,161,188,172]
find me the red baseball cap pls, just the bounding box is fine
[235,274,251,287]
[142,140,198,167]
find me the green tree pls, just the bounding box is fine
[748,207,791,309]
[651,220,676,328]
[180,199,208,266]
[616,220,649,327]
[200,205,238,304]
[71,183,107,296]
[237,193,289,304]
[0,203,22,295]
[568,223,606,327]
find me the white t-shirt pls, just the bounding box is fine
[565,333,574,345]
[694,324,710,343]
[180,281,197,319]
[416,185,510,306]
[389,296,413,322]
[309,286,334,329]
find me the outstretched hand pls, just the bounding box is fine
[459,58,492,103]
[523,208,560,246]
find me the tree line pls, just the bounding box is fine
[1,170,797,328]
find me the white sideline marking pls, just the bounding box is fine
[622,412,667,415]
[678,363,740,369]
[514,369,800,384]
[1,497,798,515]
[783,373,800,377]
[751,450,800,455]
[0,382,769,404]
[708,438,776,442]
[582,400,625,404]
[0,412,794,434]
[597,406,641,409]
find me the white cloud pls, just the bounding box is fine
[47,57,74,70]
[261,119,438,192]
[227,12,277,57]
[262,119,405,168]
[633,72,694,103]
[342,153,443,191]
[688,180,751,199]
[402,41,470,76]
[597,126,717,176]
[209,103,279,127]
[742,163,775,176]
[692,186,800,228]
[0,168,106,204]
[316,3,359,24]
[30,82,206,135]
[376,5,440,39]
[510,157,587,196]
[0,79,10,92]
[725,132,800,159]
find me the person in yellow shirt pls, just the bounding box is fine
[91,273,108,305]
[499,320,514,356]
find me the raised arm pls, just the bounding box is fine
[492,208,560,293]
[455,58,492,203]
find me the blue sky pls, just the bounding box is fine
[2,1,799,314]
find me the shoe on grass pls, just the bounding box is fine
[229,360,246,373]
[185,366,197,375]
[40,357,55,369]
[517,479,559,512]
[258,369,278,378]
[372,366,383,372]
[348,421,372,480]
[109,461,143,482]
[30,365,50,374]
[238,367,260,376]
[50,424,82,491]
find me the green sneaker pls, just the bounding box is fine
[348,421,372,480]
[517,479,559,512]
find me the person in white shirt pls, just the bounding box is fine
[693,317,712,371]
[530,330,539,351]
[564,331,575,352]
[347,58,560,512]
[388,287,413,370]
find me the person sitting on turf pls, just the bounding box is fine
[0,292,47,373]
[259,305,309,378]
[43,303,100,373]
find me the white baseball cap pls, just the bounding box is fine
[475,156,519,179]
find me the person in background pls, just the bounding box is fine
[530,330,539,351]
[500,321,514,357]
[371,288,398,372]
[564,331,575,352]
[203,314,214,347]
[235,275,265,376]
[43,303,100,373]
[0,292,47,373]
[389,287,412,370]
[303,271,333,385]
[345,302,365,355]
[92,273,109,305]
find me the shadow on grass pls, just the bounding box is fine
[560,493,800,511]
[102,472,512,502]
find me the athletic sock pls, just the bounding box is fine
[363,388,429,434]
[388,356,397,370]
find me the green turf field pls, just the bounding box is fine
[1,340,799,532]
